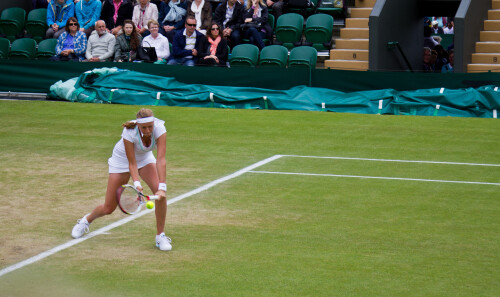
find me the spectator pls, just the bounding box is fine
[442,49,454,73]
[443,21,454,34]
[158,0,187,42]
[132,0,159,37]
[86,20,116,61]
[50,17,87,61]
[168,16,205,66]
[197,22,228,66]
[423,47,434,72]
[114,19,143,61]
[432,16,446,28]
[186,0,212,35]
[433,44,448,73]
[241,0,272,49]
[431,20,443,34]
[46,0,75,39]
[213,0,245,48]
[141,20,170,63]
[424,25,438,50]
[266,0,285,20]
[101,0,134,36]
[75,0,102,37]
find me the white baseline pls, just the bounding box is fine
[0,155,284,278]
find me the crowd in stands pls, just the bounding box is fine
[25,0,310,66]
[423,16,454,73]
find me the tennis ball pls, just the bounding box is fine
[146,201,155,209]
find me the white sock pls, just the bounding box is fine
[81,214,90,224]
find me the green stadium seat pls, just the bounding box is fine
[287,0,319,18]
[229,44,259,67]
[10,38,37,59]
[36,38,57,59]
[0,37,11,59]
[288,46,317,68]
[0,7,27,42]
[25,8,48,43]
[274,13,304,50]
[258,45,288,67]
[304,13,333,51]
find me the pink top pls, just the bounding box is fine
[113,0,123,24]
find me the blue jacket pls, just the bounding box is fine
[171,29,205,60]
[47,0,75,28]
[55,31,87,61]
[75,0,101,30]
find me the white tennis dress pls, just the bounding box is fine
[108,119,167,173]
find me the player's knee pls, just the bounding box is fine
[102,205,116,215]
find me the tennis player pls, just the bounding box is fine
[71,108,172,251]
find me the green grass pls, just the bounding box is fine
[0,100,499,296]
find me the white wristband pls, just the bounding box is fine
[133,180,142,189]
[158,183,167,191]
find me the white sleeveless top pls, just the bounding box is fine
[108,119,167,173]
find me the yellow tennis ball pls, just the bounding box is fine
[146,201,155,209]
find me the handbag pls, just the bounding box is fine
[240,22,260,30]
[137,41,157,63]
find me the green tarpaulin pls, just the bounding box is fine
[50,67,500,118]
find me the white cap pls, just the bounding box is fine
[432,20,438,26]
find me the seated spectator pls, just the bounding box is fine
[46,0,75,39]
[158,0,187,42]
[442,49,454,73]
[241,0,272,49]
[132,0,159,37]
[186,0,212,35]
[431,20,443,34]
[424,25,438,50]
[266,0,285,20]
[168,16,205,66]
[114,19,143,61]
[86,20,116,61]
[433,44,448,73]
[423,47,434,72]
[213,0,245,48]
[197,22,228,66]
[142,20,170,63]
[50,17,87,61]
[443,21,454,34]
[75,0,102,37]
[101,0,134,36]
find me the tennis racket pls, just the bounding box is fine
[116,184,160,215]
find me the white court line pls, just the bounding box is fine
[0,154,284,278]
[249,170,500,186]
[282,155,500,167]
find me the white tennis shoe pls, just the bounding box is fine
[156,233,172,251]
[71,215,90,239]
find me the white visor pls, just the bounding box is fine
[136,116,155,123]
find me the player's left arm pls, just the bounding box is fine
[155,132,167,198]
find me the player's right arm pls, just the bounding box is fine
[124,139,142,192]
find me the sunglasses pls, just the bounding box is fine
[211,27,219,31]
[186,23,196,27]
[68,23,77,26]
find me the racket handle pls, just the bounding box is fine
[148,195,160,200]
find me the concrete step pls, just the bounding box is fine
[480,31,500,41]
[488,9,500,20]
[471,53,500,64]
[350,8,372,18]
[484,20,500,31]
[335,38,369,50]
[340,28,370,39]
[330,49,369,61]
[325,59,369,70]
[476,42,500,53]
[467,63,500,73]
[494,0,500,9]
[346,18,369,28]
[355,0,377,8]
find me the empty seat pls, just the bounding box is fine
[10,38,37,59]
[258,45,288,67]
[229,44,260,67]
[0,7,26,42]
[288,46,317,68]
[0,37,10,58]
[304,13,333,51]
[25,8,48,43]
[36,38,57,59]
[274,13,304,50]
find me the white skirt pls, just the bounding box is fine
[108,153,157,173]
